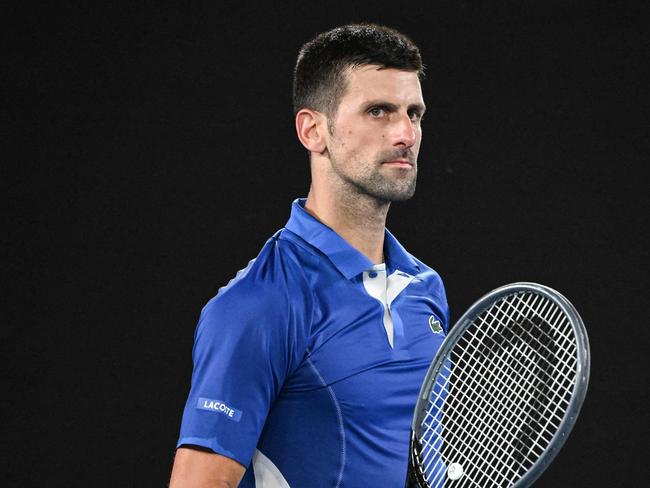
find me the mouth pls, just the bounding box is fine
[382,159,413,168]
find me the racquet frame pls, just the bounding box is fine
[407,282,590,488]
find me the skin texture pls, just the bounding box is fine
[169,447,245,488]
[297,65,425,264]
[169,65,425,487]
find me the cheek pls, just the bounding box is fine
[338,129,375,152]
[414,127,423,146]
[331,124,384,162]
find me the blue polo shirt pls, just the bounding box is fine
[177,198,449,487]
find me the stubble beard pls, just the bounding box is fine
[329,149,418,204]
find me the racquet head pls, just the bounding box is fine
[406,282,590,488]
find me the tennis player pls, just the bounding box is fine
[170,23,449,488]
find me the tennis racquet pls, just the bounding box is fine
[405,282,590,488]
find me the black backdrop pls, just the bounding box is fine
[4,1,648,486]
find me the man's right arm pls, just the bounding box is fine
[171,241,311,487]
[169,446,245,488]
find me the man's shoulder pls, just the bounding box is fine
[406,252,447,299]
[411,254,441,278]
[202,229,316,315]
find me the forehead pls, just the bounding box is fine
[339,65,423,107]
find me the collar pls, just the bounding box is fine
[284,198,421,280]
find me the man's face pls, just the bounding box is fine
[325,65,425,202]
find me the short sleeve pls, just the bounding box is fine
[176,244,311,466]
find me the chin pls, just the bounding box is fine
[388,191,416,202]
[388,181,417,202]
[371,185,416,202]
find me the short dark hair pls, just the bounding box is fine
[293,23,424,117]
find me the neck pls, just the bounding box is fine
[304,185,389,265]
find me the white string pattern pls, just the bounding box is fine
[417,291,578,487]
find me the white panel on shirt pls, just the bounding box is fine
[252,449,292,488]
[362,264,415,347]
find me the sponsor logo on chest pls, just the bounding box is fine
[429,315,443,334]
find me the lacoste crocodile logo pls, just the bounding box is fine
[429,315,443,334]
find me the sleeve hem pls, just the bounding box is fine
[176,436,249,467]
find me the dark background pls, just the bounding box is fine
[4,1,648,486]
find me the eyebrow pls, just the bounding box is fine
[362,100,427,114]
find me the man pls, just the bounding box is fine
[170,23,449,488]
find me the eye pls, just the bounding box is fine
[368,107,385,118]
[408,110,424,122]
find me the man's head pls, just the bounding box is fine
[294,24,426,203]
[293,23,424,121]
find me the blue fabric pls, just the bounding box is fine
[177,198,449,487]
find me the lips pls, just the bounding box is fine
[383,159,413,167]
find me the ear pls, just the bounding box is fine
[295,108,327,154]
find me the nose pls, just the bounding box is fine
[392,113,417,148]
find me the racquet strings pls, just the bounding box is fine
[418,290,578,488]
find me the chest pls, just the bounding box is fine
[285,275,446,418]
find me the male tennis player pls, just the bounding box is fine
[170,24,449,488]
